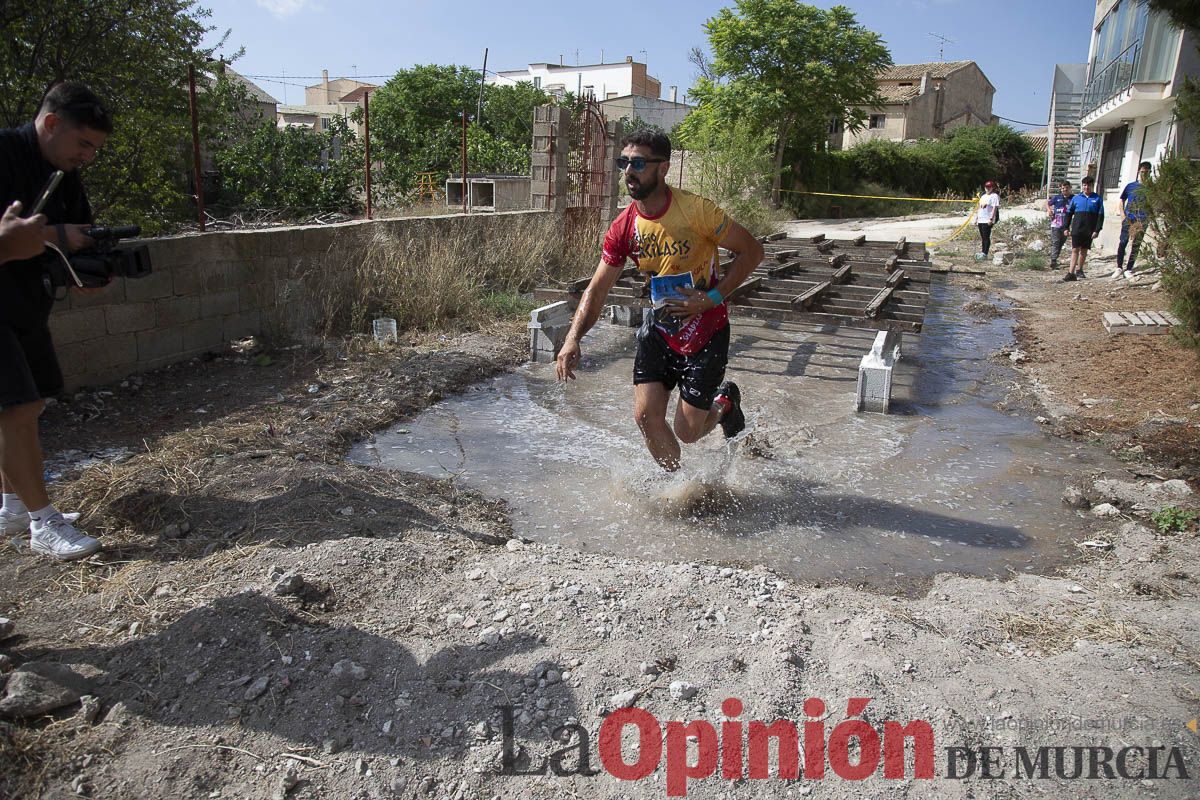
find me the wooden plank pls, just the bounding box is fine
[831,264,852,284]
[894,236,907,256]
[886,269,907,287]
[725,277,763,302]
[790,281,831,308]
[829,253,848,268]
[570,266,637,291]
[1119,312,1143,326]
[1163,311,1182,326]
[768,260,804,278]
[773,249,798,261]
[807,234,825,244]
[865,286,895,318]
[816,239,836,254]
[852,234,866,246]
[884,255,899,273]
[1135,312,1156,326]
[1147,311,1170,326]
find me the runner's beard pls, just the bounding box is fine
[627,171,659,201]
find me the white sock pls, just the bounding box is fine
[28,504,59,529]
[1,493,26,515]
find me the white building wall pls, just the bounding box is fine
[489,63,636,100]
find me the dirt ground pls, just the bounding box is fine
[2,220,1199,799]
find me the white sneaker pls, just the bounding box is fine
[1123,270,1136,280]
[2,509,80,536]
[0,508,30,535]
[30,514,101,561]
[1109,268,1124,280]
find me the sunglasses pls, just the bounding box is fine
[615,156,666,172]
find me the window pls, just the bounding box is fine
[898,82,913,87]
[533,76,542,89]
[828,117,844,134]
[869,114,886,129]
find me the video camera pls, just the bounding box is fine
[43,225,152,296]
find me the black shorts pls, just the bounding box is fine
[633,323,729,410]
[1071,231,1094,250]
[0,322,63,410]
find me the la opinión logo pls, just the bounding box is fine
[494,697,1193,796]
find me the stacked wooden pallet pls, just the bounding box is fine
[534,233,935,332]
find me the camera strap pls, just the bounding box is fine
[53,223,68,252]
[44,241,84,288]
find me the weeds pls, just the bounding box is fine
[1151,506,1199,535]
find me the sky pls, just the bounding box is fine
[200,0,1099,130]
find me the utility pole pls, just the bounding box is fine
[477,47,488,127]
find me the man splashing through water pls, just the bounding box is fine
[556,130,764,472]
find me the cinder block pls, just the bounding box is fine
[172,264,205,296]
[200,290,240,319]
[123,269,174,302]
[855,329,903,414]
[66,280,125,308]
[180,318,225,352]
[155,296,200,326]
[608,305,642,327]
[106,302,156,334]
[49,308,106,345]
[136,328,183,363]
[238,283,274,312]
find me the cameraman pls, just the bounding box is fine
[0,82,111,560]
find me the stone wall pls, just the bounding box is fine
[48,210,554,390]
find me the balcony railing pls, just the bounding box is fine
[1081,41,1141,117]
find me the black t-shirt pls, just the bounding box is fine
[0,123,93,328]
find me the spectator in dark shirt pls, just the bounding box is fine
[0,82,111,560]
[1060,175,1104,282]
[1110,161,1151,281]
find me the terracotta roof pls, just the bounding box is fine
[222,67,279,105]
[339,85,380,103]
[876,85,921,104]
[880,60,975,81]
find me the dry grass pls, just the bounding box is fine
[995,608,1200,670]
[262,212,602,342]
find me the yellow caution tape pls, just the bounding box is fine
[779,189,976,203]
[926,200,980,248]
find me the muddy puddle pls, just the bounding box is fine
[352,284,1120,593]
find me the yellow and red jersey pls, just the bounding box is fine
[601,188,730,354]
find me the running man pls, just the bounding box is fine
[555,130,764,472]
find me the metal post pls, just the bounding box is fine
[187,64,205,232]
[461,110,468,214]
[363,90,372,220]
[477,47,488,127]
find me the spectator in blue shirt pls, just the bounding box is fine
[1061,175,1104,282]
[1110,161,1151,281]
[1045,180,1072,270]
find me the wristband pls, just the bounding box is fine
[706,288,724,306]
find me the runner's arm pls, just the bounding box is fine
[556,259,624,381]
[710,219,764,301]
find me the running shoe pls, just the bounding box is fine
[30,514,101,561]
[1061,272,1077,282]
[715,381,745,439]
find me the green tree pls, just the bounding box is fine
[0,0,219,231]
[689,1,891,205]
[368,66,548,195]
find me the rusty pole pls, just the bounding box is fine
[461,110,468,214]
[363,90,372,220]
[187,64,205,232]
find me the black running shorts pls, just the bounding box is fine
[1070,231,1094,250]
[0,322,63,410]
[633,323,730,410]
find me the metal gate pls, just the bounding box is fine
[566,98,611,211]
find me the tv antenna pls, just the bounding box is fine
[928,32,955,61]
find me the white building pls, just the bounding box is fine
[488,57,662,101]
[1077,0,1199,251]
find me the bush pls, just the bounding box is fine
[1144,80,1200,354]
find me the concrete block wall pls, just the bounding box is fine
[49,210,555,390]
